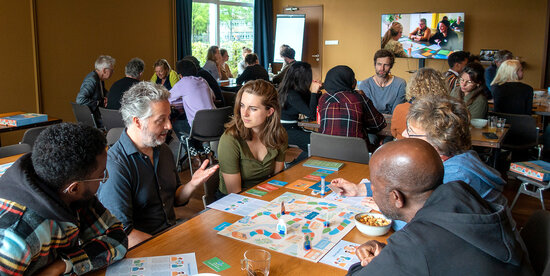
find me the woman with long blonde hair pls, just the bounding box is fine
[217,80,288,196]
[381,22,407,57]
[491,59,533,115]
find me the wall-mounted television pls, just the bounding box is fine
[381,12,465,59]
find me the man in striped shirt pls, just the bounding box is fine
[0,123,127,275]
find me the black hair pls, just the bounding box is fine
[183,55,201,70]
[176,59,198,77]
[447,51,470,68]
[245,53,258,65]
[459,62,486,107]
[278,62,313,109]
[373,49,395,68]
[280,45,296,60]
[31,123,106,191]
[220,48,228,57]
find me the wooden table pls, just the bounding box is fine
[0,112,62,146]
[90,157,389,275]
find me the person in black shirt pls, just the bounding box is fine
[106,58,144,110]
[236,53,269,86]
[429,20,459,50]
[278,62,322,162]
[491,59,533,115]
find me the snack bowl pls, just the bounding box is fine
[471,118,488,129]
[354,212,392,236]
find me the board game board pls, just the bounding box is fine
[105,253,198,276]
[218,192,365,262]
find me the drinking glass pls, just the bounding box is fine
[241,249,270,276]
[488,116,497,132]
[497,118,506,132]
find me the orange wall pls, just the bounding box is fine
[273,0,548,88]
[0,0,175,145]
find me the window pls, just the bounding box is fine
[192,0,254,77]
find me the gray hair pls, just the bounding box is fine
[494,50,513,63]
[125,58,145,78]
[95,55,115,71]
[120,82,171,127]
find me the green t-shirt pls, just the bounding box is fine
[217,132,286,194]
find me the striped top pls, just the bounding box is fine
[0,197,127,275]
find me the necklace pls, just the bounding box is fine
[374,76,391,88]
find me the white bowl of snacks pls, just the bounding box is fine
[354,212,392,236]
[471,118,488,129]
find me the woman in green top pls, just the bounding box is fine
[218,80,288,195]
[450,63,488,119]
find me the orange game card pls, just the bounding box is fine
[286,179,317,191]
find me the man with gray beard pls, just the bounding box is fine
[97,82,218,248]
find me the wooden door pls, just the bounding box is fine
[282,6,323,81]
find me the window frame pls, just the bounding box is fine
[192,0,254,46]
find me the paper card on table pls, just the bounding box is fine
[268,179,288,186]
[207,193,268,216]
[105,253,198,276]
[328,183,343,194]
[324,192,368,208]
[213,222,232,231]
[319,240,361,270]
[316,169,336,175]
[303,174,322,181]
[360,178,372,197]
[245,188,268,197]
[0,162,14,177]
[310,171,331,177]
[257,183,280,191]
[203,257,231,272]
[309,181,332,193]
[286,179,317,191]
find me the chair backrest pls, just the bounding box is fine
[21,126,48,148]
[202,167,220,208]
[0,143,32,158]
[310,133,370,164]
[190,107,232,142]
[491,112,538,148]
[521,210,550,275]
[222,91,237,112]
[71,102,97,128]
[99,107,124,130]
[106,127,124,147]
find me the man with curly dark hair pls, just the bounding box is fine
[0,123,127,275]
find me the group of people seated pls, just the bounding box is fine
[1,41,537,275]
[382,16,464,57]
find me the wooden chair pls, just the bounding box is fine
[70,102,97,128]
[99,107,124,131]
[310,133,370,164]
[20,126,48,149]
[521,210,550,275]
[0,143,31,158]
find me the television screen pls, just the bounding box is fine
[381,13,465,59]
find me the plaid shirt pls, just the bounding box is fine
[445,70,459,91]
[0,197,127,275]
[318,90,386,139]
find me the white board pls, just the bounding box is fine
[273,14,305,63]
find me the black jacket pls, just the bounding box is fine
[348,181,534,276]
[236,64,269,85]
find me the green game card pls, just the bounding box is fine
[203,257,231,272]
[245,188,267,197]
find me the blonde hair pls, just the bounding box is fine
[224,80,287,149]
[405,68,449,101]
[407,94,471,157]
[381,22,403,48]
[153,59,171,72]
[491,59,521,86]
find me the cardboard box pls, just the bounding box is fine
[0,113,48,127]
[510,160,550,182]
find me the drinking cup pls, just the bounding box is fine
[241,249,270,276]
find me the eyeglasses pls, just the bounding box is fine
[78,169,109,183]
[459,78,474,85]
[405,122,427,138]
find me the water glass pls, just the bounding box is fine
[241,249,270,276]
[496,118,506,131]
[488,116,497,132]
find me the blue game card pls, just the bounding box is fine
[213,222,232,231]
[309,181,332,193]
[316,169,335,175]
[268,180,288,186]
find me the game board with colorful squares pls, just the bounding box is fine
[217,192,370,262]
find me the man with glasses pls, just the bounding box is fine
[408,18,431,42]
[0,123,127,275]
[97,82,219,248]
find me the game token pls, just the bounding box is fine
[304,234,312,250]
[277,218,287,235]
[281,201,286,215]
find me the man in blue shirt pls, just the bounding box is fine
[97,81,218,248]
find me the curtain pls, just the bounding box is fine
[176,0,193,60]
[253,0,274,69]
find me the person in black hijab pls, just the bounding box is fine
[318,65,386,151]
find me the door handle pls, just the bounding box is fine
[312,54,320,57]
